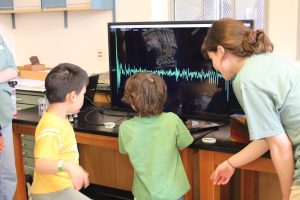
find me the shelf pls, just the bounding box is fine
[0,0,115,28]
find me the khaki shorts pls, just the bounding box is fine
[31,187,91,200]
[290,185,300,200]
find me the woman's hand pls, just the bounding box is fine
[210,160,235,185]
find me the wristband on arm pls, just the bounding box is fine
[58,160,64,172]
[226,159,236,169]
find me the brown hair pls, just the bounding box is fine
[45,63,89,103]
[122,72,167,117]
[201,18,273,57]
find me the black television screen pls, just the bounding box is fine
[108,21,252,122]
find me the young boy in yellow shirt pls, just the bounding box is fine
[31,63,91,200]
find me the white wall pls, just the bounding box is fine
[116,0,152,22]
[267,0,299,60]
[0,0,171,75]
[13,10,112,75]
[152,0,171,21]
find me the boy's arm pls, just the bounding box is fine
[35,158,89,190]
[118,124,127,154]
[176,117,194,150]
[265,133,293,200]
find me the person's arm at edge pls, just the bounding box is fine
[0,68,18,83]
[227,139,270,167]
[213,133,293,199]
[211,139,269,185]
[265,133,293,200]
[35,158,89,190]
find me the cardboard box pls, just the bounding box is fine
[18,67,51,80]
[23,64,46,71]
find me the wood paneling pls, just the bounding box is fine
[115,152,133,190]
[79,145,116,187]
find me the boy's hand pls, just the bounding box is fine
[0,136,4,152]
[210,160,235,185]
[64,162,89,190]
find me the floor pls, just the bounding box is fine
[80,184,134,200]
[25,175,133,200]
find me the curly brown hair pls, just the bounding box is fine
[122,72,167,117]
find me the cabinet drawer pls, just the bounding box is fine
[24,166,34,176]
[16,94,43,105]
[23,148,34,158]
[21,134,35,141]
[0,0,13,10]
[22,139,35,150]
[17,104,35,111]
[24,157,35,168]
[42,0,66,9]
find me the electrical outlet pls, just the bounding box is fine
[97,49,106,60]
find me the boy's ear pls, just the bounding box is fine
[66,91,77,103]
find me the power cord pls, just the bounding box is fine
[84,106,129,126]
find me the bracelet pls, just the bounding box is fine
[226,159,236,169]
[58,160,64,172]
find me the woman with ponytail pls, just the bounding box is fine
[202,18,300,200]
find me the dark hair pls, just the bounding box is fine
[122,72,167,117]
[45,63,89,103]
[201,18,273,57]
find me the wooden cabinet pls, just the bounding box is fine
[16,90,45,111]
[15,90,44,178]
[21,135,35,176]
[0,0,114,13]
[0,0,41,13]
[41,0,114,11]
[0,0,13,13]
[13,0,41,13]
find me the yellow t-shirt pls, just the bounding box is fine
[31,112,79,194]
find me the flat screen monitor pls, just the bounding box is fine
[108,21,252,122]
[81,74,99,110]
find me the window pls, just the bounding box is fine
[174,0,267,30]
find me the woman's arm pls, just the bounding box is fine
[0,68,17,83]
[266,133,293,200]
[211,139,269,185]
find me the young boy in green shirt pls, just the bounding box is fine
[118,72,194,200]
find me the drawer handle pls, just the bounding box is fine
[22,143,25,147]
[16,98,23,101]
[17,107,22,110]
[21,134,25,138]
[22,152,27,155]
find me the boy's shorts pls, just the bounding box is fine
[31,187,91,200]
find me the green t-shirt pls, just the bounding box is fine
[0,35,16,127]
[118,112,193,200]
[233,53,300,185]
